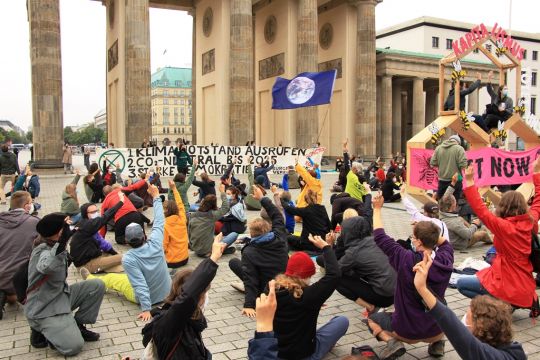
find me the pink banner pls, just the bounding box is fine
[409,147,540,190]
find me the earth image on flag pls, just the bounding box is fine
[286,76,316,104]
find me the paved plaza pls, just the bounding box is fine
[1,152,540,360]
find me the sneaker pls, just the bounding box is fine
[231,282,245,293]
[79,267,90,280]
[379,339,406,360]
[428,340,445,357]
[30,328,48,348]
[77,323,100,342]
[223,246,236,255]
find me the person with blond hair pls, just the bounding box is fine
[229,186,288,318]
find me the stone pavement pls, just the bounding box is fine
[1,153,540,359]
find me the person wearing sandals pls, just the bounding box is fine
[368,193,453,359]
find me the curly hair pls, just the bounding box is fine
[274,274,309,299]
[165,268,209,320]
[470,295,513,347]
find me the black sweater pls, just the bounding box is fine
[273,246,340,359]
[152,258,218,360]
[69,201,123,267]
[382,179,400,201]
[192,179,216,197]
[331,193,373,229]
[282,202,330,241]
[241,197,289,308]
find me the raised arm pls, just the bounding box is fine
[295,163,316,187]
[212,185,231,220]
[460,78,481,96]
[147,186,165,248]
[261,196,286,235]
[342,139,350,172]
[169,180,187,224]
[181,161,197,190]
[71,172,81,186]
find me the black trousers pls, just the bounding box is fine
[287,235,321,253]
[114,211,145,244]
[437,179,462,201]
[229,258,244,281]
[337,276,394,308]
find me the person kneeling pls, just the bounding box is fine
[25,213,105,356]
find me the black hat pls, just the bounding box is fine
[36,213,66,237]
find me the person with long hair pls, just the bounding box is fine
[60,170,82,224]
[142,234,227,360]
[163,180,189,269]
[191,172,216,211]
[168,159,198,214]
[83,163,104,203]
[215,185,246,246]
[414,251,526,360]
[272,234,348,359]
[484,70,514,130]
[456,161,540,315]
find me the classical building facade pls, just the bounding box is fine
[151,67,193,145]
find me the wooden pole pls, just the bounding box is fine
[438,63,445,115]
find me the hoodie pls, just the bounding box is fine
[0,209,39,291]
[0,151,19,175]
[60,174,80,215]
[430,139,468,181]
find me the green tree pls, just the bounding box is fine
[26,131,33,142]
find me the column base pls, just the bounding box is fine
[32,160,64,169]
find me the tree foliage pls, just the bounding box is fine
[0,128,28,144]
[64,125,105,145]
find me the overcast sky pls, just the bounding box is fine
[0,0,537,130]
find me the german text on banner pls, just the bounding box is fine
[97,145,325,178]
[271,70,337,109]
[409,147,540,190]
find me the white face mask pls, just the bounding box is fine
[89,212,100,219]
[26,203,34,214]
[461,313,471,328]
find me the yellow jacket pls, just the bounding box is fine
[163,186,189,265]
[295,163,323,208]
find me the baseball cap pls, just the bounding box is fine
[125,223,145,246]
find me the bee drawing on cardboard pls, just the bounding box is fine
[415,152,438,187]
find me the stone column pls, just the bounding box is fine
[190,9,197,143]
[381,75,393,159]
[401,90,410,151]
[468,86,479,114]
[351,0,378,160]
[392,81,402,155]
[124,0,151,148]
[28,0,64,168]
[412,77,425,135]
[296,0,318,148]
[229,0,254,145]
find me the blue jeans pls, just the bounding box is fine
[70,213,82,225]
[189,203,200,212]
[221,232,239,248]
[278,316,349,360]
[457,275,489,299]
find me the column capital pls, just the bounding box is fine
[187,8,195,17]
[347,0,381,7]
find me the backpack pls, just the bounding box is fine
[12,260,49,304]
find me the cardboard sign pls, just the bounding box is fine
[97,145,326,178]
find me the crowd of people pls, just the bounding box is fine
[0,132,537,360]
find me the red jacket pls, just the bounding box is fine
[375,169,386,183]
[99,180,147,235]
[464,174,540,308]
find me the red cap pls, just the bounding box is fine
[285,252,316,279]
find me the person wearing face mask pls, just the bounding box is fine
[215,185,246,251]
[414,251,526,360]
[484,70,514,130]
[381,172,401,203]
[141,234,227,360]
[69,191,125,274]
[0,191,39,319]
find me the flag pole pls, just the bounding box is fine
[316,104,331,143]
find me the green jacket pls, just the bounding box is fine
[244,165,262,210]
[60,174,80,215]
[173,147,193,169]
[430,139,468,181]
[188,193,230,256]
[168,165,195,213]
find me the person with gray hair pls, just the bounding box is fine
[343,139,369,202]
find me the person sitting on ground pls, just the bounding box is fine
[192,172,216,210]
[456,161,540,315]
[229,186,289,318]
[215,185,247,246]
[282,189,331,253]
[330,189,373,230]
[25,214,105,355]
[260,185,295,234]
[220,162,242,188]
[101,159,117,186]
[0,191,39,319]
[245,159,267,211]
[122,184,171,321]
[382,172,401,203]
[335,157,344,172]
[60,170,82,224]
[141,234,226,359]
[295,158,323,211]
[12,164,40,207]
[163,180,189,269]
[83,163,104,203]
[484,70,514,130]
[323,216,396,315]
[273,235,349,360]
[70,192,125,274]
[189,183,234,257]
[254,157,275,189]
[282,165,300,190]
[368,193,454,359]
[401,185,450,242]
[342,139,368,202]
[247,280,279,360]
[168,160,198,214]
[414,251,526,360]
[100,178,148,244]
[439,174,492,250]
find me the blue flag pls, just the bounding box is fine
[272,70,337,109]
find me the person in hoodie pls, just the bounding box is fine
[342,139,368,202]
[60,170,82,224]
[0,191,39,319]
[381,172,401,203]
[295,159,323,210]
[0,144,19,205]
[430,135,468,201]
[12,164,40,200]
[282,189,331,253]
[414,251,526,360]
[330,191,373,230]
[254,157,275,189]
[228,186,289,318]
[83,163,104,203]
[163,180,189,269]
[331,216,396,314]
[215,185,246,248]
[456,162,540,315]
[173,142,193,175]
[282,165,300,190]
[368,193,454,359]
[443,72,482,112]
[69,192,125,274]
[168,159,198,214]
[244,159,266,210]
[485,70,514,130]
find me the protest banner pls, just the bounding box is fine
[96,145,325,178]
[409,147,540,190]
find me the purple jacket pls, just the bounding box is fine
[94,233,113,253]
[373,228,454,340]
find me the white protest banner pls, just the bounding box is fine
[96,145,326,178]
